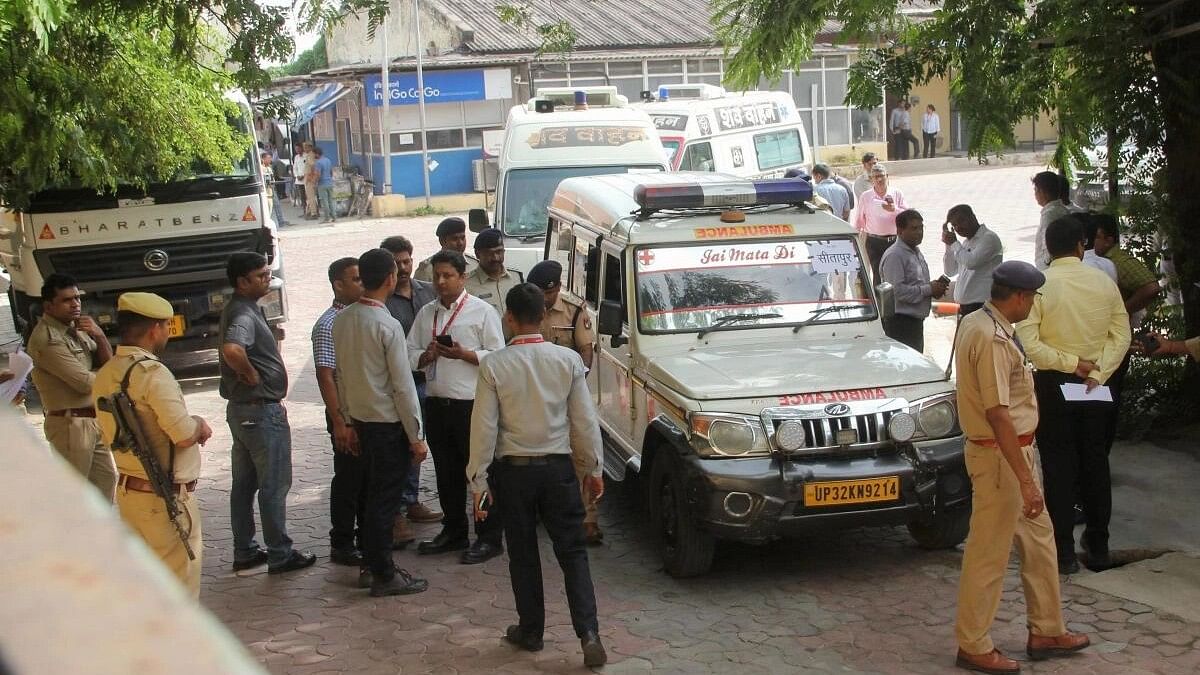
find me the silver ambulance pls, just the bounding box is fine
[545,172,969,577]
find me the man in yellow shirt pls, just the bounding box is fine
[1016,215,1130,574]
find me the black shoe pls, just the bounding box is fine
[268,550,318,575]
[1080,538,1112,570]
[358,567,372,589]
[417,531,469,555]
[1058,557,1081,576]
[460,541,504,565]
[581,631,607,667]
[330,548,363,567]
[503,625,544,652]
[232,547,269,571]
[370,567,429,597]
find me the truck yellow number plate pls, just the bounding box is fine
[167,315,186,338]
[804,476,900,507]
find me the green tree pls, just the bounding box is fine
[715,0,1200,401]
[271,36,329,77]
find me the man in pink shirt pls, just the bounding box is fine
[855,163,909,281]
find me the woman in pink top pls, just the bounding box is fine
[855,163,909,280]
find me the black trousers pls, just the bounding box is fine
[1033,371,1114,561]
[922,132,937,158]
[897,130,919,159]
[958,302,985,317]
[865,234,895,282]
[426,397,502,545]
[886,313,925,352]
[495,455,599,638]
[327,413,368,552]
[356,421,412,578]
[1103,354,1131,455]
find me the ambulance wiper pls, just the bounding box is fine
[697,313,782,339]
[791,303,865,333]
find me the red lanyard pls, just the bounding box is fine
[433,291,468,338]
[509,335,544,345]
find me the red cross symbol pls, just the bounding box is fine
[637,249,656,266]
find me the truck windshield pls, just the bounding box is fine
[501,165,663,237]
[635,238,875,333]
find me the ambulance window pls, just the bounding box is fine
[679,143,715,172]
[582,243,601,306]
[571,237,593,302]
[602,253,625,314]
[754,129,805,170]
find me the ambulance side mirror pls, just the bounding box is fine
[875,282,896,322]
[598,300,627,348]
[468,208,489,232]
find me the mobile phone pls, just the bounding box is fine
[937,275,951,285]
[1136,332,1160,354]
[436,334,454,347]
[477,491,492,513]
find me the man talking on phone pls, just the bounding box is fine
[28,273,117,499]
[467,283,607,668]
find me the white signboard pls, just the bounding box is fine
[807,240,861,274]
[636,242,811,274]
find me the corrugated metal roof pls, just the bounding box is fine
[430,0,717,52]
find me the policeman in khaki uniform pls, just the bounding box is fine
[27,273,117,499]
[527,260,603,544]
[953,261,1088,675]
[465,228,524,338]
[93,293,213,597]
[414,217,478,282]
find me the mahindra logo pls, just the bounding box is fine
[824,403,851,416]
[143,249,169,272]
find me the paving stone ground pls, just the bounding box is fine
[16,166,1200,673]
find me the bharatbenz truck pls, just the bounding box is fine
[543,172,969,577]
[0,92,286,349]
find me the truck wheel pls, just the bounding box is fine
[648,457,715,577]
[907,505,971,550]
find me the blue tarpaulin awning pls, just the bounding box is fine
[288,83,354,128]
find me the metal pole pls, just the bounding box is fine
[414,0,432,207]
[381,25,391,194]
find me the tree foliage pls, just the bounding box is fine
[272,36,329,77]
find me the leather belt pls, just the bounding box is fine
[119,474,198,493]
[501,454,569,466]
[970,434,1035,448]
[866,233,897,241]
[232,398,280,405]
[47,407,96,418]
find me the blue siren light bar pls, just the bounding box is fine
[634,178,814,211]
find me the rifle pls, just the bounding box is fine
[97,359,195,560]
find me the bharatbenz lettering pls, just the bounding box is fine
[543,172,969,577]
[0,92,286,350]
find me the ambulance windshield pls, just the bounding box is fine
[501,165,664,237]
[634,238,875,333]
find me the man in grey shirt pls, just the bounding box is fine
[467,283,607,668]
[333,248,431,597]
[879,210,948,352]
[219,252,314,574]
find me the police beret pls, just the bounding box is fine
[117,292,174,320]
[435,217,466,237]
[992,260,1045,291]
[527,260,562,289]
[474,227,503,250]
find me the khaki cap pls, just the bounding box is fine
[117,292,174,320]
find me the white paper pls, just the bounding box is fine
[1,350,33,403]
[808,239,861,274]
[1060,383,1114,403]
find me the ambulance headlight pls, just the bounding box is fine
[887,412,917,443]
[689,413,771,457]
[774,420,807,451]
[917,400,957,439]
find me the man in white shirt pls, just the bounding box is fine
[407,250,506,563]
[921,104,941,158]
[1032,171,1071,270]
[1082,217,1118,283]
[941,204,1004,316]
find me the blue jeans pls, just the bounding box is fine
[317,184,335,221]
[403,380,426,506]
[271,192,286,227]
[228,401,295,566]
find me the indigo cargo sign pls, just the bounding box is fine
[365,70,490,107]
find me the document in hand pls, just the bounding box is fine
[1060,383,1114,403]
[1,350,33,403]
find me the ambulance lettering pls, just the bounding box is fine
[777,388,887,406]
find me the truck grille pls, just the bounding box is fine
[790,411,896,449]
[36,229,265,284]
[761,401,906,454]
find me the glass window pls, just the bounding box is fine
[647,75,684,92]
[575,238,599,305]
[570,63,606,78]
[612,77,647,102]
[796,59,822,70]
[825,69,848,108]
[465,126,501,147]
[688,73,723,86]
[678,142,715,171]
[791,71,821,108]
[534,76,569,90]
[426,129,464,150]
[753,129,805,169]
[852,107,884,143]
[824,56,848,68]
[661,139,681,166]
[351,133,361,153]
[570,77,607,88]
[647,60,683,74]
[686,59,721,73]
[501,165,666,237]
[603,253,624,312]
[823,110,850,146]
[758,75,787,91]
[390,131,422,153]
[607,61,644,76]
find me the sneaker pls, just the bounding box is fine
[268,550,318,575]
[370,567,429,597]
[407,502,443,523]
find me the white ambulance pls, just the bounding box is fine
[469,86,669,275]
[544,172,968,577]
[634,85,812,179]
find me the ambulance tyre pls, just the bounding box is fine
[907,505,970,550]
[648,456,715,577]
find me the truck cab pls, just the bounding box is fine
[545,172,969,577]
[469,86,669,276]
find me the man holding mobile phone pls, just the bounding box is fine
[28,273,117,500]
[407,250,505,563]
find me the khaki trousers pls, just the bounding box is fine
[956,441,1065,654]
[117,484,203,598]
[304,179,319,216]
[44,415,117,502]
[572,452,600,525]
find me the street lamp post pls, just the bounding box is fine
[413,0,433,207]
[380,25,391,195]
